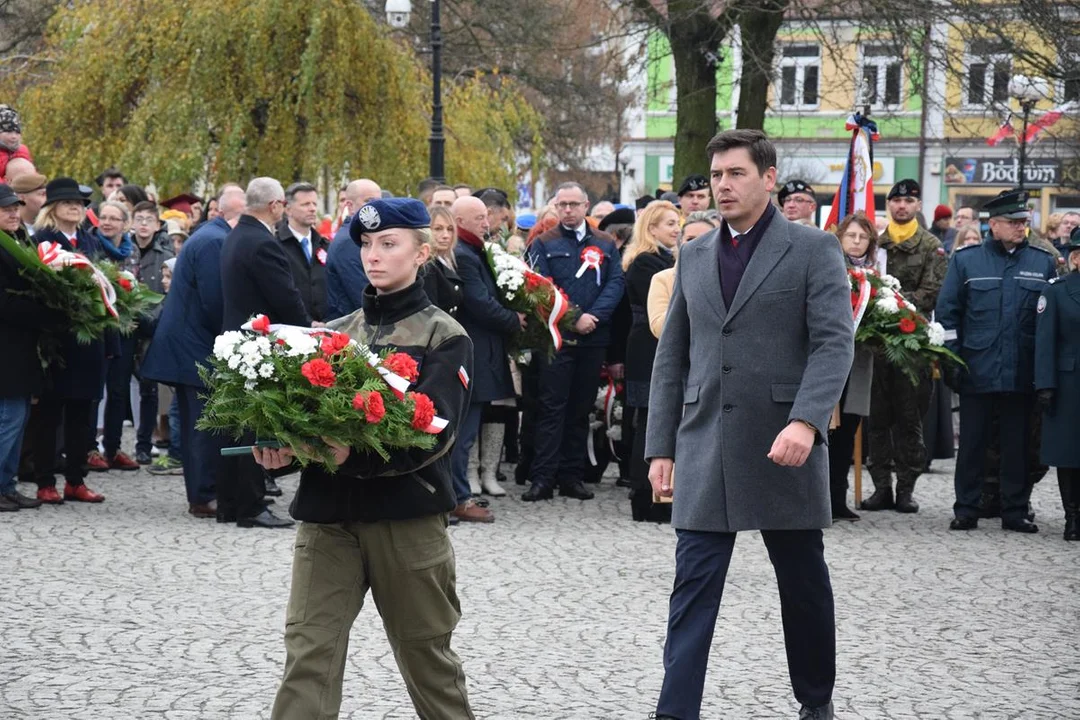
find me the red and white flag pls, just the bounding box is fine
[986,114,1017,147]
[1024,102,1076,144]
[458,366,470,389]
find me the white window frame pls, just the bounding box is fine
[776,44,821,111]
[963,46,1012,109]
[859,46,904,110]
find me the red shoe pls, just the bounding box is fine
[108,452,139,471]
[86,451,109,472]
[64,484,105,503]
[36,486,64,504]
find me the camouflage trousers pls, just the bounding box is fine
[867,357,932,491]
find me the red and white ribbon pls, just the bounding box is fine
[241,320,447,432]
[852,272,872,330]
[545,284,569,351]
[37,240,118,318]
[575,246,604,286]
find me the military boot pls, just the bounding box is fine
[895,478,920,513]
[1059,471,1080,542]
[861,484,894,511]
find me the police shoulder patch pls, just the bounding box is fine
[1037,295,1047,313]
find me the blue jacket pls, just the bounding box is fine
[935,238,1057,394]
[140,217,229,389]
[1034,272,1080,468]
[527,224,625,348]
[326,217,368,319]
[454,239,517,403]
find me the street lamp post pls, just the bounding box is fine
[1009,75,1048,192]
[386,0,444,182]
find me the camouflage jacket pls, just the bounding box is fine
[289,279,475,524]
[879,223,948,315]
[1031,233,1069,277]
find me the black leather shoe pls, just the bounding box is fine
[522,483,554,501]
[895,491,920,513]
[615,476,632,488]
[1002,517,1038,534]
[949,516,978,531]
[2,491,42,509]
[263,477,284,497]
[237,509,295,528]
[798,701,834,720]
[216,511,237,524]
[559,481,594,500]
[831,506,860,522]
[860,487,894,511]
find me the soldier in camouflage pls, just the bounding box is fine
[863,179,948,514]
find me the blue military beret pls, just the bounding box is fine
[516,213,537,231]
[350,197,431,245]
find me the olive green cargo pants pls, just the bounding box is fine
[270,514,474,720]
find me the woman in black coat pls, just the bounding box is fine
[30,178,112,504]
[421,205,463,315]
[623,200,679,521]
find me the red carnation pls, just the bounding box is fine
[384,352,419,383]
[869,285,877,298]
[408,392,436,431]
[320,332,351,356]
[301,358,336,388]
[524,271,544,291]
[353,391,385,424]
[899,317,917,334]
[251,314,271,335]
[118,277,133,292]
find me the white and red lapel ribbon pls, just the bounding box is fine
[852,272,872,330]
[37,240,119,318]
[574,246,603,286]
[243,320,448,434]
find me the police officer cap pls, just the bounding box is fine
[777,180,814,205]
[598,207,635,233]
[677,174,709,196]
[350,197,430,246]
[1069,224,1080,248]
[984,188,1031,220]
[515,213,537,231]
[887,179,921,201]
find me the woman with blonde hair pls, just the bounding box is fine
[646,212,718,338]
[623,200,680,521]
[420,205,463,315]
[951,223,982,255]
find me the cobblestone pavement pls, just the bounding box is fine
[2,449,1078,720]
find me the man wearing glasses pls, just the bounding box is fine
[778,179,816,224]
[523,182,625,502]
[937,188,1058,534]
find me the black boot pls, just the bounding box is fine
[895,479,920,513]
[861,485,894,511]
[1059,470,1080,542]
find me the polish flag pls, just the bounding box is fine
[458,366,470,389]
[986,114,1017,147]
[1024,102,1076,144]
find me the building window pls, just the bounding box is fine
[860,46,903,108]
[778,44,820,109]
[965,41,1011,107]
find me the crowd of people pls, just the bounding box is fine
[0,99,1076,543]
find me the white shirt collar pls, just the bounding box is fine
[289,224,311,243]
[566,221,587,241]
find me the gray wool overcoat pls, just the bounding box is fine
[645,217,854,532]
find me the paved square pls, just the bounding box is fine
[2,454,1078,719]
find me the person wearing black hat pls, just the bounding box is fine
[0,184,65,512]
[677,174,711,216]
[862,178,948,515]
[936,188,1058,534]
[634,195,656,214]
[254,197,477,720]
[218,177,311,530]
[777,180,816,223]
[29,177,112,504]
[1035,226,1080,542]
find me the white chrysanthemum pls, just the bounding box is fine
[612,405,623,421]
[278,331,318,357]
[882,274,901,290]
[876,294,900,314]
[606,425,622,442]
[213,331,245,360]
[506,292,515,301]
[927,322,946,346]
[258,363,275,378]
[227,354,242,370]
[238,339,264,359]
[595,388,607,411]
[244,380,256,391]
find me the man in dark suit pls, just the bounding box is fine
[142,184,246,514]
[275,182,329,322]
[646,130,853,720]
[218,177,312,529]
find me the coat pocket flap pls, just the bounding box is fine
[1061,356,1076,372]
[684,384,700,404]
[771,383,801,402]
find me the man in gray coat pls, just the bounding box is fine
[646,130,853,720]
